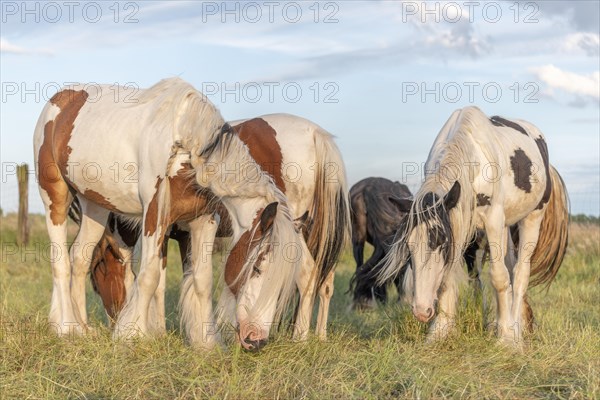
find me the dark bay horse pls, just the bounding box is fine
[348,177,412,309]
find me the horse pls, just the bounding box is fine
[348,178,501,314]
[34,78,241,348]
[376,106,569,349]
[348,177,412,309]
[193,113,350,349]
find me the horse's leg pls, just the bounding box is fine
[148,234,169,336]
[114,222,163,338]
[353,241,365,270]
[510,210,544,346]
[485,211,514,346]
[40,188,81,336]
[147,255,167,336]
[316,269,335,340]
[372,246,389,304]
[70,198,110,327]
[179,214,219,349]
[293,243,317,341]
[352,211,366,268]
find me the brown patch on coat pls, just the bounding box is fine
[83,189,119,212]
[224,205,277,296]
[144,164,232,239]
[510,148,533,193]
[38,89,89,225]
[224,210,264,296]
[144,177,163,237]
[168,163,210,222]
[476,193,491,207]
[233,118,286,193]
[534,137,551,210]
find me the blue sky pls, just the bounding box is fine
[1,1,598,215]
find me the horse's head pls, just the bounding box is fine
[389,181,461,323]
[90,237,127,323]
[222,202,278,350]
[193,122,301,351]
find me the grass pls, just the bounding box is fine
[1,214,599,399]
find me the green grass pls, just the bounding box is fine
[1,214,599,399]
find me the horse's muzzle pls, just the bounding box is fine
[413,305,435,323]
[241,336,269,352]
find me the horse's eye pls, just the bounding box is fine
[252,265,262,277]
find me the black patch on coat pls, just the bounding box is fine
[510,148,533,193]
[476,193,491,206]
[535,137,552,209]
[490,116,528,136]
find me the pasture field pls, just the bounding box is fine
[1,213,598,399]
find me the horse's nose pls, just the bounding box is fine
[413,305,435,323]
[242,336,269,352]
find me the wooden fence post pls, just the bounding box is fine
[17,163,29,246]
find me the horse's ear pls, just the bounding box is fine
[220,123,232,135]
[294,211,309,229]
[259,202,278,233]
[443,181,461,210]
[389,196,413,213]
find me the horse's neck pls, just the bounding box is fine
[221,196,266,240]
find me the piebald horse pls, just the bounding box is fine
[377,106,569,349]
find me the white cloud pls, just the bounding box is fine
[562,33,600,56]
[0,37,28,54]
[531,65,600,102]
[0,37,53,55]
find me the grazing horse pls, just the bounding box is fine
[348,177,412,309]
[377,107,569,348]
[33,78,330,351]
[195,113,350,349]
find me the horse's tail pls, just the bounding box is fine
[307,128,351,289]
[68,196,82,226]
[529,166,569,288]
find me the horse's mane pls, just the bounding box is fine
[378,107,486,283]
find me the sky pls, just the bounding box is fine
[1,0,599,215]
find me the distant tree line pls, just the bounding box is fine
[570,214,600,225]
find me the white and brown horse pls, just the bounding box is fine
[377,106,569,348]
[34,79,233,348]
[194,114,350,349]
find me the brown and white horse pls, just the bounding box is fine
[33,79,235,347]
[377,106,569,349]
[194,114,350,349]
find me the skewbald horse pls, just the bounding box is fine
[34,78,349,351]
[377,106,569,349]
[195,114,350,348]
